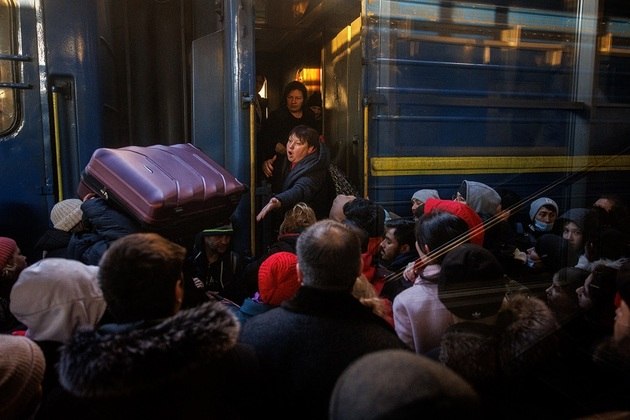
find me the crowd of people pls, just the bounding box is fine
[1,79,629,419]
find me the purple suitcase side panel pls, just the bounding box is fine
[83,143,245,227]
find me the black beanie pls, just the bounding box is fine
[438,244,506,320]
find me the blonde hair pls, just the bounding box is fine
[352,275,394,325]
[279,202,317,235]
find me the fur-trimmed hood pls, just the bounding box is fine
[439,294,559,387]
[58,301,240,398]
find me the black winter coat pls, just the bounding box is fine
[66,198,139,265]
[57,301,261,419]
[239,286,409,420]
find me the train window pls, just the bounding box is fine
[0,0,17,135]
[598,6,630,104]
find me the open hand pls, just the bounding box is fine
[256,197,281,221]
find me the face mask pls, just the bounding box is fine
[534,220,553,232]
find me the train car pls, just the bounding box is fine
[358,0,630,215]
[2,0,629,259]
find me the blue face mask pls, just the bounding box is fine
[534,220,553,232]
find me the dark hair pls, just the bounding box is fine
[99,233,186,323]
[554,267,589,302]
[307,91,322,107]
[416,210,470,263]
[288,125,320,150]
[384,218,416,249]
[342,219,369,253]
[282,80,308,110]
[343,197,385,238]
[589,265,618,303]
[296,220,361,291]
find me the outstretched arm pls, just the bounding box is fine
[256,197,281,221]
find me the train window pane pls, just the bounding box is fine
[0,0,17,135]
[364,0,582,152]
[598,6,630,104]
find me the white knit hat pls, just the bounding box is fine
[50,199,83,231]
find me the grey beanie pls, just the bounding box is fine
[412,189,440,203]
[558,208,590,230]
[329,349,480,420]
[529,197,558,221]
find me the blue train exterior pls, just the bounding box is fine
[361,0,630,217]
[0,1,104,260]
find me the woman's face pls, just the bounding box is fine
[562,221,583,250]
[286,89,305,114]
[10,247,27,272]
[546,275,577,315]
[576,272,595,310]
[286,134,315,164]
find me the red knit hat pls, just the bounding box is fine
[424,199,485,246]
[258,252,299,306]
[0,237,17,270]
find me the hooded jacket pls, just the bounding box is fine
[10,258,105,343]
[461,180,501,219]
[57,301,260,419]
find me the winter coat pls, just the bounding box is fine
[239,286,409,420]
[57,301,261,419]
[33,228,72,259]
[67,198,139,265]
[437,294,565,419]
[393,269,454,354]
[274,142,334,220]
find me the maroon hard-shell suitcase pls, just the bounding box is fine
[78,143,247,238]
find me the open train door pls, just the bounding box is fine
[323,13,364,197]
[191,0,256,256]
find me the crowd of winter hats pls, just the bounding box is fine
[329,349,480,419]
[257,252,299,306]
[10,258,106,342]
[0,334,46,419]
[438,243,507,320]
[0,237,17,271]
[50,198,84,232]
[529,197,558,221]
